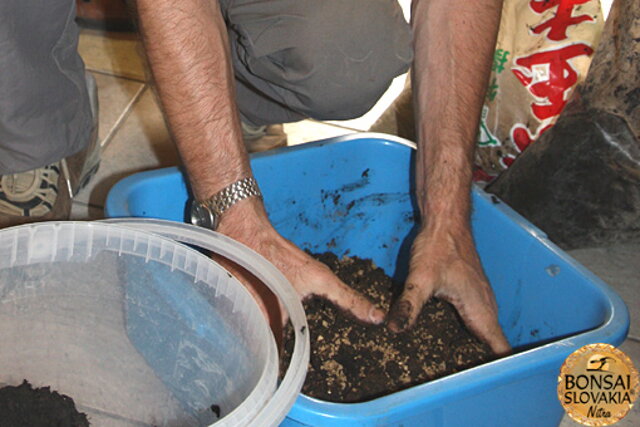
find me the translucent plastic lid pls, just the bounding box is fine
[105,219,310,427]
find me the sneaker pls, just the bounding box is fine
[0,162,71,228]
[241,122,288,153]
[0,73,100,228]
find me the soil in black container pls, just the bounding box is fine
[282,253,494,403]
[0,380,90,427]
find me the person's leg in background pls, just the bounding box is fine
[221,0,413,151]
[0,0,99,228]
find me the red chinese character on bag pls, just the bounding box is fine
[499,123,553,169]
[529,0,595,41]
[511,123,553,152]
[512,43,593,121]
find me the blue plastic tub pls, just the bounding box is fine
[106,134,629,427]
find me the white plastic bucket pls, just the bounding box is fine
[0,219,309,426]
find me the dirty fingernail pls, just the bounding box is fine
[388,317,407,333]
[388,300,412,333]
[368,306,385,324]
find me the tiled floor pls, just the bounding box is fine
[73,19,638,426]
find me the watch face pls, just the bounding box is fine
[190,202,216,229]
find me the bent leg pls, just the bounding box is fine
[223,0,413,125]
[0,1,93,174]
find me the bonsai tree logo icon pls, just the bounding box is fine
[587,355,614,372]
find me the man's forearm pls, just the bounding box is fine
[136,0,249,201]
[389,0,510,350]
[412,0,503,231]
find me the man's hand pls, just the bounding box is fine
[408,0,508,354]
[134,0,383,331]
[388,228,510,355]
[217,198,386,327]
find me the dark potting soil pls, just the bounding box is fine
[0,380,90,427]
[282,253,494,403]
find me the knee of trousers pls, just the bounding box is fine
[230,0,413,122]
[295,0,413,120]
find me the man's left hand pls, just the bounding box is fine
[388,227,511,355]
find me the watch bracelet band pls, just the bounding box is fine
[203,176,262,217]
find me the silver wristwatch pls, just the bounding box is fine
[190,177,262,230]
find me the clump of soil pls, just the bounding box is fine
[282,253,493,403]
[0,380,90,426]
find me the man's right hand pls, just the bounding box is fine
[216,197,386,328]
[134,0,383,332]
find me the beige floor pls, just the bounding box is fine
[73,26,639,427]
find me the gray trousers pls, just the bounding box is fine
[0,0,412,174]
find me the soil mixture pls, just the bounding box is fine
[0,380,89,426]
[282,253,494,403]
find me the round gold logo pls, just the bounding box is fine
[558,344,639,426]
